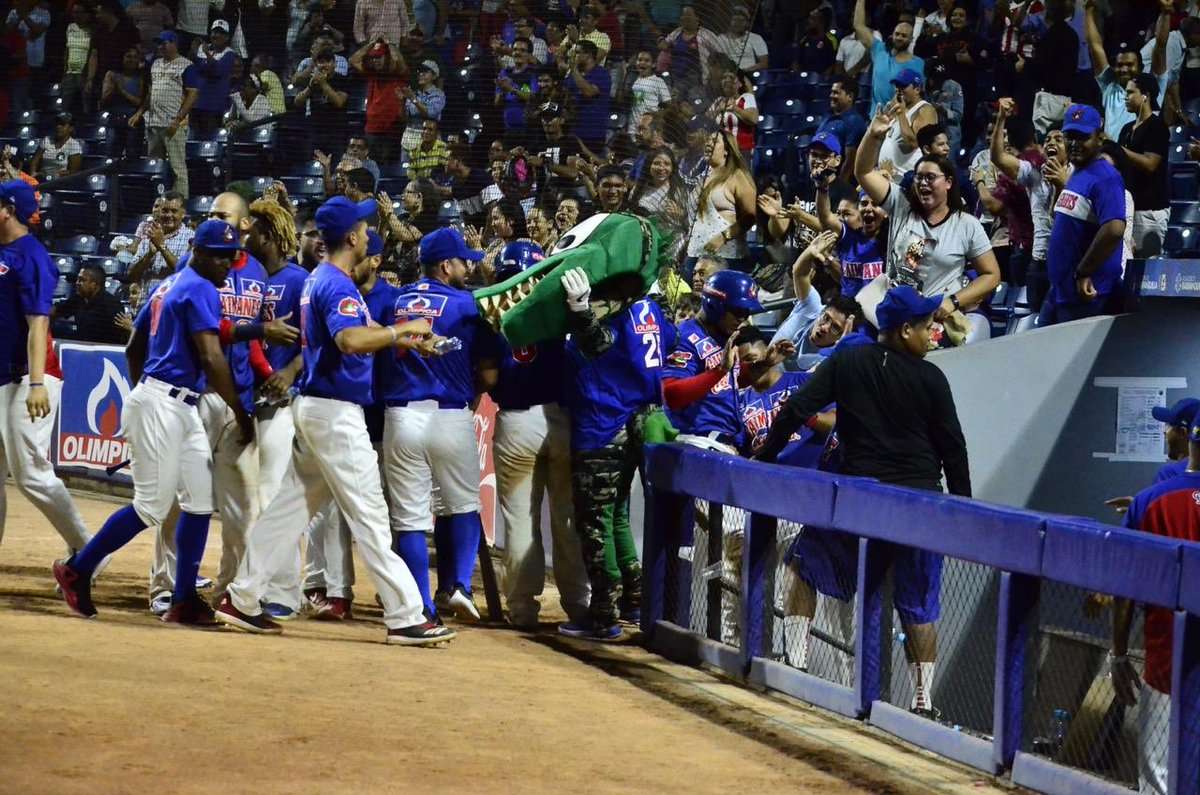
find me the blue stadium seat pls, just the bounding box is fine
[807,97,831,117]
[54,276,71,301]
[1170,202,1200,226]
[116,158,170,215]
[53,255,78,278]
[53,234,100,255]
[1170,164,1198,201]
[186,140,226,196]
[437,200,462,227]
[1164,225,1200,257]
[759,95,806,116]
[248,176,276,196]
[1169,126,1190,144]
[76,123,115,156]
[78,255,121,278]
[757,130,790,148]
[15,109,41,131]
[279,176,325,203]
[752,146,784,174]
[115,214,151,235]
[1168,143,1190,162]
[290,159,327,178]
[186,195,215,218]
[376,176,408,196]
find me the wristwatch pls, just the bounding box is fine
[949,293,961,311]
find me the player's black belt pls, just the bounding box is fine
[139,376,200,406]
[385,399,469,410]
[704,431,738,447]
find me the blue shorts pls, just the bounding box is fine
[788,531,943,625]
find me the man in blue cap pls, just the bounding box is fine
[1039,103,1126,327]
[134,29,199,197]
[877,67,938,181]
[1106,397,1200,517]
[54,220,253,626]
[0,180,97,567]
[378,226,499,624]
[756,284,971,719]
[215,196,456,646]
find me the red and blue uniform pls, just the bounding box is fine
[0,234,60,384]
[377,278,498,407]
[1123,470,1200,694]
[1154,459,1188,483]
[261,262,309,372]
[565,298,671,451]
[663,318,742,443]
[136,268,223,391]
[298,263,375,405]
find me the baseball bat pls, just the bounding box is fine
[106,459,131,476]
[477,533,504,622]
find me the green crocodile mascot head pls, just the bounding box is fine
[474,212,675,347]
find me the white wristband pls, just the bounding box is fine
[388,325,399,345]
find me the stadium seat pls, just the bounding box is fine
[186,140,226,195]
[53,255,78,278]
[437,200,462,227]
[116,158,169,215]
[1010,313,1038,334]
[1169,126,1190,144]
[1164,225,1200,257]
[1170,202,1200,226]
[752,147,784,174]
[290,159,326,178]
[53,234,100,255]
[54,276,71,301]
[248,176,276,196]
[1168,143,1190,163]
[757,130,790,149]
[79,254,121,278]
[115,214,151,235]
[376,176,408,196]
[15,109,41,131]
[759,95,806,116]
[186,195,216,218]
[1170,164,1198,201]
[279,176,325,203]
[77,123,115,156]
[807,97,831,118]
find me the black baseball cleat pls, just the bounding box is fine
[386,621,457,646]
[162,596,220,628]
[214,595,283,634]
[53,559,97,618]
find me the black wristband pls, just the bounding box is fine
[232,323,267,342]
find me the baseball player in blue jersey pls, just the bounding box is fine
[559,267,670,641]
[148,192,298,613]
[488,241,589,629]
[0,180,96,562]
[215,195,454,645]
[54,220,255,625]
[735,326,849,674]
[379,227,499,623]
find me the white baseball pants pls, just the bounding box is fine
[124,378,214,526]
[0,374,91,551]
[494,403,589,625]
[150,391,260,599]
[383,403,479,533]
[227,395,425,628]
[300,502,356,600]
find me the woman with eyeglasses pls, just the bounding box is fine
[855,111,1000,345]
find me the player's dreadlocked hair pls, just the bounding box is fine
[249,198,298,259]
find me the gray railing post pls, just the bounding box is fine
[993,571,1040,771]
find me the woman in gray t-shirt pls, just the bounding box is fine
[856,112,1001,344]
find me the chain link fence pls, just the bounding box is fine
[687,499,747,649]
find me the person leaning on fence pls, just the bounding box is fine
[755,285,972,718]
[1111,417,1200,795]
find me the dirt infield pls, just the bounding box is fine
[0,487,1011,794]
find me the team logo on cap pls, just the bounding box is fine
[0,263,8,276]
[1070,108,1084,121]
[223,226,235,242]
[512,344,538,363]
[338,296,363,317]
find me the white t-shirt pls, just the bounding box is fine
[877,100,929,178]
[39,137,83,179]
[1016,158,1058,260]
[836,34,868,73]
[881,184,993,298]
[627,74,672,134]
[716,32,768,70]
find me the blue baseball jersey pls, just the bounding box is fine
[136,267,223,392]
[0,234,55,385]
[1155,458,1188,483]
[662,318,742,438]
[361,276,400,443]
[297,263,374,405]
[565,298,668,451]
[262,262,309,372]
[1124,471,1200,694]
[491,338,567,411]
[1046,157,1125,304]
[376,277,498,407]
[739,371,827,469]
[838,225,885,299]
[177,251,268,411]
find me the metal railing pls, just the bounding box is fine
[640,443,1200,795]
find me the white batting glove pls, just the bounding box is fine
[562,267,591,313]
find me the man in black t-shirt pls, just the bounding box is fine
[756,285,970,720]
[1117,73,1169,257]
[525,101,582,198]
[435,142,491,222]
[297,49,349,156]
[51,266,127,344]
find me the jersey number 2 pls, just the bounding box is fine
[642,333,660,368]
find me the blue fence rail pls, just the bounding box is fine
[639,443,1200,795]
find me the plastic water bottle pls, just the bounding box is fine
[1050,709,1070,752]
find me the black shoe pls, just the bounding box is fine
[386,621,457,646]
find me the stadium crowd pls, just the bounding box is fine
[0,0,1198,790]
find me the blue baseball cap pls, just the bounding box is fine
[876,285,943,331]
[315,195,377,247]
[419,227,484,265]
[366,229,384,257]
[1062,104,1102,136]
[810,130,842,156]
[156,30,178,44]
[0,180,37,225]
[890,68,923,89]
[192,219,242,251]
[1152,398,1200,429]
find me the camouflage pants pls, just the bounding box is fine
[571,411,650,626]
